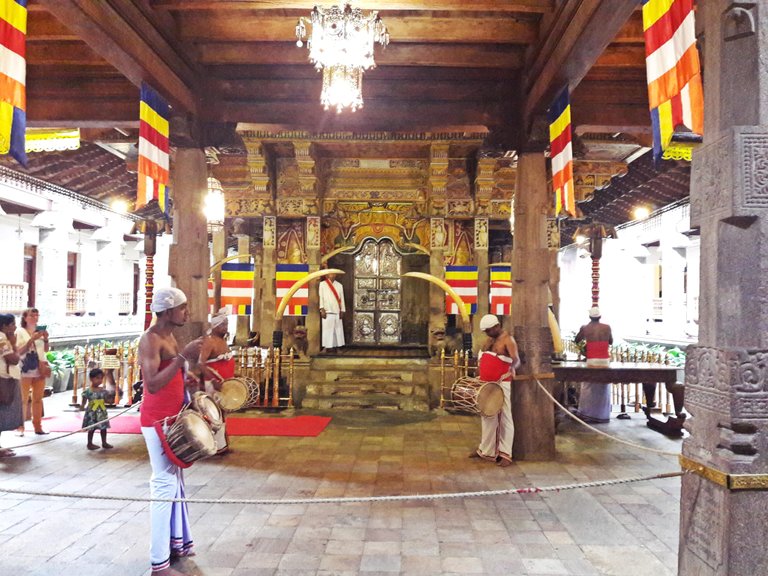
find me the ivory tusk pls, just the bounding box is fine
[402,271,471,325]
[275,268,344,320]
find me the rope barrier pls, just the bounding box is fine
[10,401,142,450]
[0,470,685,506]
[534,379,680,457]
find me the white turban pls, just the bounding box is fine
[150,287,187,313]
[589,306,601,318]
[210,307,228,330]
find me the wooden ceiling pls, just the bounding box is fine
[26,0,649,145]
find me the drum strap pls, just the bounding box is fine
[153,416,193,469]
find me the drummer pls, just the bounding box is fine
[469,314,520,467]
[199,307,234,454]
[138,286,204,576]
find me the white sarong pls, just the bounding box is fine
[141,426,194,573]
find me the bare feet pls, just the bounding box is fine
[0,448,15,457]
[153,567,189,576]
[468,450,482,459]
[102,443,114,449]
[87,443,99,451]
[497,458,513,467]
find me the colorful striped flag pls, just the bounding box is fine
[445,265,477,316]
[0,0,27,166]
[643,0,703,161]
[489,265,512,315]
[207,278,215,315]
[548,87,575,217]
[276,264,309,316]
[221,262,254,315]
[137,82,170,214]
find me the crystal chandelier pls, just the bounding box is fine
[296,3,388,113]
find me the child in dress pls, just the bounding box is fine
[81,368,113,450]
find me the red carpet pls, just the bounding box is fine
[41,413,331,437]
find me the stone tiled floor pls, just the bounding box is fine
[0,393,682,575]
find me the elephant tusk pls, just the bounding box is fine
[275,268,344,320]
[402,272,471,325]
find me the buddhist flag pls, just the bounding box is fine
[0,0,27,166]
[548,87,575,217]
[276,264,309,316]
[221,262,253,315]
[137,82,170,214]
[489,265,512,315]
[445,265,477,316]
[207,278,215,315]
[643,0,703,161]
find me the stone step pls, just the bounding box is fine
[301,393,430,412]
[322,371,429,385]
[306,381,428,397]
[311,357,430,370]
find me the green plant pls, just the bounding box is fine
[46,349,75,377]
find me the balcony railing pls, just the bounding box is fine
[66,288,86,315]
[119,292,132,315]
[0,283,26,312]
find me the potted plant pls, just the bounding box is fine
[45,350,76,393]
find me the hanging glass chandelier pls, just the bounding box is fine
[296,3,389,113]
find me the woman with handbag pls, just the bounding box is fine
[0,314,23,457]
[15,308,50,436]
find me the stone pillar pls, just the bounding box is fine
[212,226,226,312]
[306,215,321,356]
[234,235,251,345]
[429,217,447,354]
[260,216,277,347]
[679,3,768,575]
[472,217,489,352]
[35,223,69,327]
[168,146,209,344]
[511,152,555,460]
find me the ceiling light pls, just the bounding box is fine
[633,206,651,220]
[204,177,225,230]
[296,3,388,113]
[111,198,129,214]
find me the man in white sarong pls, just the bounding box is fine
[319,272,345,353]
[574,306,613,423]
[470,314,520,467]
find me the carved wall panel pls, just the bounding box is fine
[276,219,306,264]
[474,218,488,250]
[446,220,474,266]
[226,197,273,218]
[306,216,320,250]
[263,216,276,248]
[430,217,446,249]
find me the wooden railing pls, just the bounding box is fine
[66,288,86,314]
[0,283,25,312]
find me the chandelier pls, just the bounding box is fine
[296,3,388,113]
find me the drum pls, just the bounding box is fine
[218,377,260,412]
[450,376,504,417]
[164,410,217,464]
[190,391,223,432]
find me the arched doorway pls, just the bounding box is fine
[351,238,402,344]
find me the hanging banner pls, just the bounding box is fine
[276,263,309,316]
[221,262,254,315]
[445,265,477,316]
[489,265,512,315]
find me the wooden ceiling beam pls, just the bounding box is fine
[212,100,505,131]
[207,64,518,81]
[37,0,200,113]
[26,96,138,125]
[197,42,525,68]
[151,0,554,14]
[27,41,109,66]
[27,10,78,41]
[212,78,514,101]
[523,0,638,131]
[177,14,538,44]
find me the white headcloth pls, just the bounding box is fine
[150,287,187,313]
[210,307,228,330]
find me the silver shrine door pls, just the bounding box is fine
[352,239,402,344]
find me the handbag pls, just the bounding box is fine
[21,349,39,373]
[0,376,16,406]
[39,361,52,379]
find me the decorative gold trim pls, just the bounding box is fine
[679,455,768,490]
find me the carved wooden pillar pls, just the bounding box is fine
[511,151,555,460]
[211,226,226,313]
[429,144,450,352]
[260,216,277,348]
[679,3,768,574]
[306,215,321,356]
[234,235,251,345]
[168,144,208,344]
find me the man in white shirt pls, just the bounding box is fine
[319,273,345,353]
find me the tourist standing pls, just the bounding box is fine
[15,308,50,436]
[0,314,23,458]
